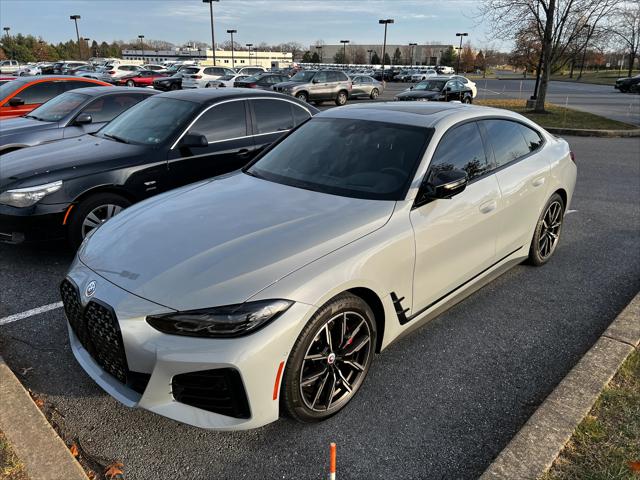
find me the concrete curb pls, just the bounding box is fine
[545,126,640,137]
[480,292,640,480]
[0,356,88,480]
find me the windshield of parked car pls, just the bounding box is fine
[413,80,446,91]
[26,92,88,122]
[98,97,198,145]
[219,75,235,80]
[246,118,431,200]
[0,80,25,100]
[290,71,317,82]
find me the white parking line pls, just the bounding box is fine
[0,302,63,326]
[566,209,578,215]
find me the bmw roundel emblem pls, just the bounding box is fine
[85,281,96,297]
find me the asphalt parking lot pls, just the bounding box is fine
[0,133,638,479]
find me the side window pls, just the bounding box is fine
[203,68,213,75]
[430,122,489,181]
[64,81,102,92]
[292,104,311,127]
[252,99,294,134]
[81,94,148,123]
[18,82,64,104]
[353,77,362,84]
[519,124,544,152]
[314,72,328,83]
[189,101,247,143]
[482,119,531,167]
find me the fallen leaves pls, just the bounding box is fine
[104,461,125,479]
[629,460,640,473]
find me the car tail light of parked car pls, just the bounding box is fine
[570,151,576,163]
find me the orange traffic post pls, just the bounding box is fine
[328,442,336,480]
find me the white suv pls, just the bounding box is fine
[105,64,142,80]
[181,66,237,88]
[411,69,437,82]
[0,60,20,74]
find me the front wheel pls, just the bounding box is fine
[126,79,135,87]
[528,193,565,266]
[282,293,376,423]
[370,88,379,99]
[335,91,348,106]
[463,96,472,104]
[295,92,308,103]
[67,192,131,249]
[169,83,179,91]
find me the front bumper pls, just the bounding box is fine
[0,203,68,244]
[63,258,314,430]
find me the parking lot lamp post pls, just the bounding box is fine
[379,19,394,81]
[203,0,220,65]
[340,40,349,65]
[409,42,417,66]
[70,15,82,59]
[138,35,145,63]
[455,32,468,74]
[245,43,253,65]
[227,29,237,68]
[316,45,323,63]
[367,49,373,64]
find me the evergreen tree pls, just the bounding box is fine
[311,51,320,63]
[301,50,312,62]
[392,47,402,65]
[371,51,380,64]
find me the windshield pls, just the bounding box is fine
[0,80,24,101]
[290,71,317,82]
[219,75,235,80]
[98,97,198,145]
[246,118,431,200]
[413,80,446,91]
[27,92,88,122]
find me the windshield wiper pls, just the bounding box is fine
[103,133,130,144]
[25,115,44,121]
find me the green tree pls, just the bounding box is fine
[333,50,349,64]
[311,51,320,63]
[383,52,391,65]
[302,50,312,62]
[371,51,380,64]
[392,47,402,65]
[439,46,456,67]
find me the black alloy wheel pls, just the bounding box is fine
[528,193,565,266]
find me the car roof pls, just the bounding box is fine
[68,86,157,97]
[317,102,514,129]
[8,75,110,85]
[156,87,311,105]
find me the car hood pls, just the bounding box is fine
[0,134,147,190]
[0,117,58,137]
[396,90,440,99]
[79,172,395,310]
[273,80,306,89]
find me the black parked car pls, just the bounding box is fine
[153,74,183,91]
[614,74,640,93]
[0,89,318,246]
[0,87,155,153]
[372,69,396,82]
[395,77,473,103]
[234,73,289,90]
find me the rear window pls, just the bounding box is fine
[182,68,200,75]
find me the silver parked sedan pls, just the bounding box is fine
[349,75,384,100]
[61,102,577,430]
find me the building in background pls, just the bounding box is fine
[123,47,292,68]
[310,43,453,65]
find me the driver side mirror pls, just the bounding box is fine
[75,113,92,125]
[9,97,24,107]
[312,79,318,84]
[180,132,208,148]
[445,86,452,92]
[417,169,468,205]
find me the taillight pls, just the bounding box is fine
[108,71,115,74]
[248,83,257,88]
[193,75,202,79]
[570,151,576,163]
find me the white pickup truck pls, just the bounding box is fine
[0,60,20,74]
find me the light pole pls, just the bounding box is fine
[246,43,253,65]
[138,35,145,63]
[455,32,468,74]
[409,42,417,66]
[203,0,220,65]
[70,15,82,59]
[315,45,323,63]
[340,40,349,65]
[82,38,90,58]
[379,19,394,81]
[367,49,373,64]
[226,29,237,68]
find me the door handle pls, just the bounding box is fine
[479,200,497,214]
[532,176,545,187]
[237,149,251,157]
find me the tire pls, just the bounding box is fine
[205,83,211,88]
[67,192,131,249]
[463,96,472,104]
[281,293,376,423]
[169,83,180,91]
[295,92,308,103]
[126,80,135,87]
[335,90,348,106]
[369,88,379,100]
[527,193,565,266]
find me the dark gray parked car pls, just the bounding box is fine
[272,70,352,105]
[0,86,156,153]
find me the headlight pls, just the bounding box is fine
[0,180,62,208]
[146,299,293,338]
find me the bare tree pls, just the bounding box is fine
[608,1,640,77]
[479,0,621,112]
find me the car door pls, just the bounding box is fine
[249,98,311,155]
[167,99,255,188]
[479,119,551,257]
[309,71,329,100]
[409,121,501,313]
[351,76,365,96]
[0,81,66,118]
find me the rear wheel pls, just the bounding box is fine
[528,193,565,266]
[369,88,379,100]
[335,90,348,106]
[126,79,135,87]
[295,92,308,103]
[282,293,376,423]
[169,83,179,91]
[463,96,472,104]
[68,193,131,248]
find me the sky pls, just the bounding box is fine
[0,0,504,49]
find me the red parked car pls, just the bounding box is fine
[115,70,167,87]
[0,76,16,86]
[0,76,111,119]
